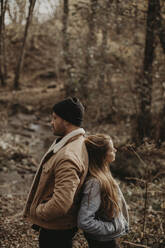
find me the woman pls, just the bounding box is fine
[78,134,129,248]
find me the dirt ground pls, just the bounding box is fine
[0,85,165,248]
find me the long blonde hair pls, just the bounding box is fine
[85,133,120,218]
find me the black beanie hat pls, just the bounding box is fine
[53,97,84,126]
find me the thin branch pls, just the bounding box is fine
[125,177,146,183]
[129,146,147,168]
[122,241,150,248]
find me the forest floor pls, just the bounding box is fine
[0,83,165,248]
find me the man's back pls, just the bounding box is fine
[24,133,88,230]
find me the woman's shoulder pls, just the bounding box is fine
[83,177,100,194]
[85,177,100,185]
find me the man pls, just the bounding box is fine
[23,97,89,248]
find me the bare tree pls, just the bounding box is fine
[0,0,8,87]
[63,0,69,64]
[6,0,27,25]
[62,0,71,94]
[98,0,114,91]
[156,0,165,53]
[77,0,98,98]
[63,0,80,96]
[14,0,36,89]
[136,0,164,143]
[153,0,165,145]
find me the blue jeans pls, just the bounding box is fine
[39,227,77,248]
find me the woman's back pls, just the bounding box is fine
[78,134,129,248]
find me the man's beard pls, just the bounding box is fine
[52,126,66,137]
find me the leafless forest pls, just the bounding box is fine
[0,0,165,247]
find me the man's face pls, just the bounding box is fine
[51,113,67,137]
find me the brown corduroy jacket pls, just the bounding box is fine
[23,134,88,230]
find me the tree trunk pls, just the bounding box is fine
[62,0,78,96]
[156,0,165,53]
[78,0,98,98]
[153,0,165,145]
[62,0,73,95]
[14,0,36,90]
[98,0,113,92]
[136,0,158,142]
[0,0,7,87]
[115,0,121,34]
[63,0,69,66]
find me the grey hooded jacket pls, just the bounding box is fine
[77,178,129,241]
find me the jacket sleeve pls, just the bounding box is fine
[36,158,81,221]
[77,179,116,236]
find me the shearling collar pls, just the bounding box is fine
[48,128,85,154]
[39,128,85,166]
